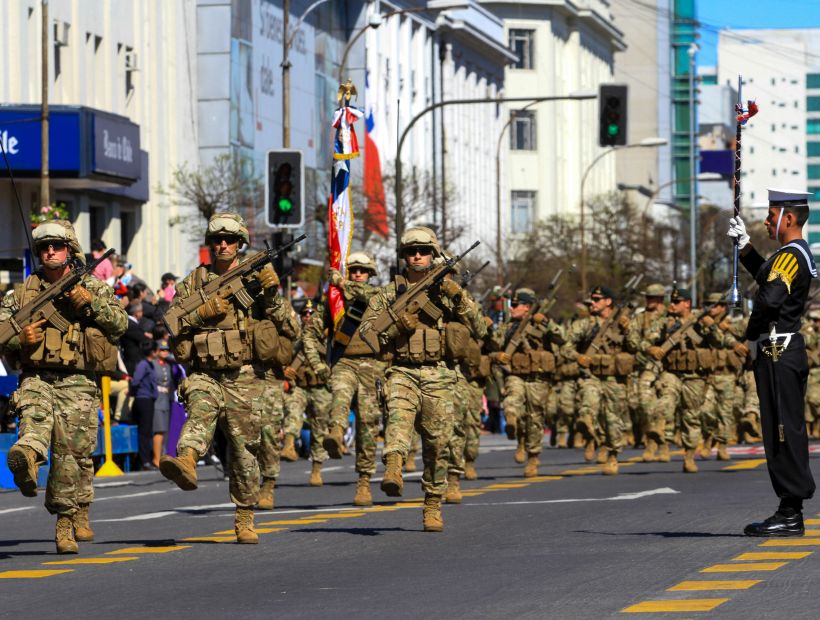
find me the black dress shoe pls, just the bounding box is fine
[744,511,804,537]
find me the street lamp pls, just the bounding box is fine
[578,136,667,292]
[687,43,699,302]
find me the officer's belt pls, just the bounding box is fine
[757,331,799,362]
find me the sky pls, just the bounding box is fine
[699,0,820,67]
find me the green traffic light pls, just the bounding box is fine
[607,124,620,136]
[278,198,294,213]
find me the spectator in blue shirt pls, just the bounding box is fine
[130,339,158,469]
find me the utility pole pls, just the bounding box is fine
[41,0,49,210]
[282,0,291,148]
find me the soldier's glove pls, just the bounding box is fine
[397,311,420,334]
[532,312,546,324]
[315,362,331,383]
[618,315,631,331]
[483,316,495,329]
[718,318,731,331]
[491,352,510,365]
[68,285,93,311]
[576,354,593,368]
[20,319,46,347]
[700,315,715,328]
[328,268,345,288]
[647,346,665,361]
[440,279,462,299]
[255,264,280,290]
[727,216,750,250]
[283,366,297,381]
[197,296,229,321]
[734,342,750,357]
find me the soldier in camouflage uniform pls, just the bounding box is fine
[159,214,286,544]
[561,286,634,475]
[556,302,591,451]
[359,227,486,532]
[2,221,127,553]
[803,311,820,439]
[493,288,563,477]
[319,251,387,507]
[286,300,333,486]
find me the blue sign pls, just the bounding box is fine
[92,114,141,180]
[0,109,82,172]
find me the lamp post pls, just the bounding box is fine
[578,136,667,292]
[687,43,699,303]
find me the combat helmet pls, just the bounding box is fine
[206,213,250,247]
[32,220,86,265]
[400,226,441,272]
[347,251,378,276]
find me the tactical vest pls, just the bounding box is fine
[14,273,118,373]
[663,323,715,374]
[507,319,556,376]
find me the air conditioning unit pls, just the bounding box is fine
[54,21,69,47]
[125,51,139,72]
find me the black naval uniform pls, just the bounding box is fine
[741,238,817,514]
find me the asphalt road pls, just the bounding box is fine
[2,436,820,619]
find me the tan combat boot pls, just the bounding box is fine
[404,450,417,473]
[596,447,608,465]
[505,418,517,440]
[257,478,276,510]
[7,445,40,497]
[683,449,698,473]
[514,436,526,464]
[159,447,198,491]
[323,425,345,460]
[657,443,671,463]
[235,507,258,544]
[699,436,713,459]
[641,438,658,463]
[423,494,444,532]
[583,439,596,462]
[601,453,619,476]
[281,434,299,462]
[523,455,539,478]
[572,432,584,449]
[72,503,94,541]
[445,473,462,504]
[309,462,323,486]
[55,515,78,554]
[716,442,731,461]
[381,453,404,497]
[353,475,372,507]
[556,432,569,449]
[464,460,478,481]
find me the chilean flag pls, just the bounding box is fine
[364,71,389,238]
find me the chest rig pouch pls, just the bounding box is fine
[192,294,250,370]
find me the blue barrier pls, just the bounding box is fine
[0,375,18,397]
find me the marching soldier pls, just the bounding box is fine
[159,213,288,544]
[728,189,816,536]
[359,227,486,531]
[321,251,387,507]
[803,310,820,439]
[2,221,127,553]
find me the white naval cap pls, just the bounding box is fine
[768,188,812,206]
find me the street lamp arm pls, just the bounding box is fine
[286,0,330,50]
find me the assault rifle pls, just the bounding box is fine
[460,260,490,290]
[0,248,116,346]
[162,234,307,338]
[360,241,480,354]
[585,273,644,354]
[502,268,565,357]
[653,306,727,358]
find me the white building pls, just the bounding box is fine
[0,0,201,288]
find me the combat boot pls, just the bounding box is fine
[657,443,671,463]
[422,494,444,532]
[404,450,417,472]
[309,462,323,487]
[159,447,198,491]
[572,432,584,449]
[72,503,94,542]
[596,447,608,464]
[583,439,596,462]
[381,453,404,497]
[281,434,299,462]
[55,515,78,554]
[601,453,619,476]
[699,436,713,459]
[514,436,526,464]
[322,425,345,460]
[445,473,462,504]
[575,415,593,438]
[683,449,699,473]
[234,507,258,544]
[641,438,658,463]
[523,455,539,478]
[353,475,372,507]
[556,432,569,449]
[7,444,40,497]
[716,442,731,461]
[257,478,276,510]
[464,460,478,481]
[505,418,517,440]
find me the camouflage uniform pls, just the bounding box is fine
[301,307,336,467]
[803,314,820,438]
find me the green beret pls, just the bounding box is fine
[670,288,692,302]
[590,285,615,299]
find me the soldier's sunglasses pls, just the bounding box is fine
[510,301,520,308]
[590,296,606,302]
[211,234,241,245]
[349,267,369,275]
[36,241,67,252]
[403,246,433,257]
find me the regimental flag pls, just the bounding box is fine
[364,71,388,238]
[328,101,364,326]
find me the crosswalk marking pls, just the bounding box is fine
[733,551,812,561]
[722,459,768,471]
[622,598,730,612]
[668,579,761,591]
[760,538,820,547]
[107,546,190,554]
[42,557,139,565]
[256,519,328,526]
[702,562,787,572]
[0,569,74,579]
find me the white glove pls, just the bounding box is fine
[727,216,750,250]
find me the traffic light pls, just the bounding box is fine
[271,231,294,276]
[598,84,628,147]
[266,149,304,227]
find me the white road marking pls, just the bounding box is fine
[0,506,35,515]
[94,490,168,502]
[94,481,135,488]
[465,487,680,506]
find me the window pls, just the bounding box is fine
[808,74,820,88]
[808,97,820,112]
[509,29,534,69]
[510,110,536,150]
[808,164,820,179]
[702,75,717,85]
[808,142,820,157]
[810,187,820,201]
[809,119,820,134]
[511,191,535,234]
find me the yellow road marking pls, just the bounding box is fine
[760,538,820,547]
[364,506,400,512]
[211,527,286,535]
[626,456,644,463]
[702,562,786,572]
[623,598,729,612]
[107,546,190,555]
[43,557,139,565]
[722,459,768,470]
[733,551,812,561]
[668,579,761,591]
[805,519,820,525]
[256,519,328,526]
[0,569,73,579]
[308,513,367,519]
[485,483,529,489]
[560,468,600,475]
[527,476,563,482]
[459,491,486,496]
[803,530,820,536]
[394,502,424,508]
[181,536,236,543]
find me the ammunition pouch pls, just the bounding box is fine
[391,326,443,364]
[444,322,471,362]
[342,331,373,357]
[193,329,247,370]
[590,354,615,376]
[696,348,715,371]
[510,349,555,376]
[558,361,579,378]
[22,324,84,370]
[252,319,292,367]
[614,352,635,376]
[173,334,194,364]
[83,326,118,373]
